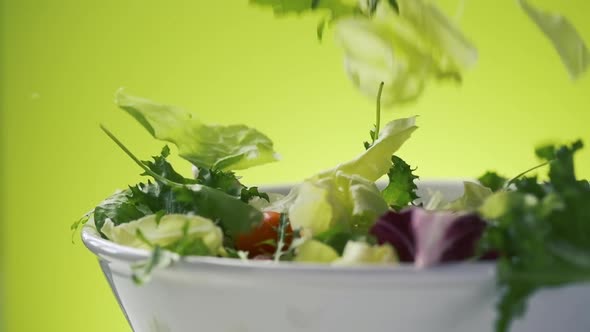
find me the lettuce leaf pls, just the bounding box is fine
[396,0,477,72]
[115,90,279,171]
[333,241,397,266]
[445,181,493,212]
[288,171,388,234]
[335,14,433,105]
[101,214,223,253]
[518,0,589,80]
[317,116,417,181]
[294,239,340,263]
[335,1,476,105]
[249,0,356,18]
[269,116,415,234]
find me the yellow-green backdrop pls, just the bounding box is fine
[1,0,589,331]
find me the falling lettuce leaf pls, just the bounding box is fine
[518,0,589,80]
[396,0,478,72]
[249,0,356,19]
[115,89,279,171]
[335,13,433,105]
[335,1,476,105]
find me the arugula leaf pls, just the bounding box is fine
[478,171,508,192]
[381,155,419,210]
[98,127,265,238]
[194,167,243,197]
[518,0,589,80]
[240,186,270,203]
[478,140,590,332]
[93,190,149,233]
[115,89,279,171]
[173,185,263,238]
[142,145,194,185]
[193,165,270,202]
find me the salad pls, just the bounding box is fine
[74,1,590,332]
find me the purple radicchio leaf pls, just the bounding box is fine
[369,209,415,262]
[370,208,488,268]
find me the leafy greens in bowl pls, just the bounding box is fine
[76,88,590,332]
[75,1,590,332]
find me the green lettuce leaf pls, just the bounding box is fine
[518,0,589,79]
[445,181,493,212]
[396,0,477,72]
[288,171,388,235]
[249,0,356,18]
[333,241,397,265]
[294,239,340,263]
[101,214,223,253]
[335,1,476,105]
[335,13,433,105]
[115,90,279,171]
[318,116,417,181]
[267,116,415,234]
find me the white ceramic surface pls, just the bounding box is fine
[82,180,590,332]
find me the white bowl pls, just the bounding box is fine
[82,181,590,332]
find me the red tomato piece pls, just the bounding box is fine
[235,211,293,258]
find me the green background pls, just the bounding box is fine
[1,0,589,331]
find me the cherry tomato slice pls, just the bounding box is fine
[235,211,293,258]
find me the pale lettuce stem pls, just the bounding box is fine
[374,81,385,141]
